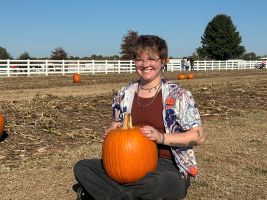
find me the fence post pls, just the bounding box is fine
[212,60,214,70]
[204,60,206,71]
[105,60,108,74]
[219,60,221,70]
[45,59,48,75]
[27,59,30,76]
[118,60,121,73]
[7,59,10,77]
[92,60,95,74]
[78,60,80,74]
[62,59,65,76]
[130,60,133,73]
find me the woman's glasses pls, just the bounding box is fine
[134,57,160,66]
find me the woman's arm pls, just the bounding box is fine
[163,126,205,147]
[141,126,205,147]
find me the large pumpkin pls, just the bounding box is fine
[0,114,5,135]
[72,73,81,83]
[102,113,158,183]
[178,74,185,80]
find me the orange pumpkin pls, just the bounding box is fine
[187,73,194,79]
[72,73,81,83]
[102,113,158,183]
[0,114,5,135]
[178,74,185,80]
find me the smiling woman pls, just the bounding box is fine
[73,35,205,200]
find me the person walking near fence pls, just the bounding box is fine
[73,35,205,200]
[184,58,190,71]
[181,57,186,70]
[189,57,194,71]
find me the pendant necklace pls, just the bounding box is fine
[137,82,162,108]
[139,81,161,93]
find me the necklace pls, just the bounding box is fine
[137,83,162,108]
[138,81,161,92]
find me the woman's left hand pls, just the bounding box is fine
[140,126,163,144]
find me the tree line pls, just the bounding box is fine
[0,14,266,61]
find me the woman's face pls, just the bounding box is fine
[134,51,162,83]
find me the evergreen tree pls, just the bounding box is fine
[197,14,245,60]
[120,30,139,60]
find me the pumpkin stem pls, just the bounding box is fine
[122,112,133,129]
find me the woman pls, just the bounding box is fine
[74,35,205,200]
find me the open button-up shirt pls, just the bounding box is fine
[112,78,202,177]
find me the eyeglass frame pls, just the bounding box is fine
[134,57,161,65]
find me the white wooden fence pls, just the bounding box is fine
[0,59,263,77]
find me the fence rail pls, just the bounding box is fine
[0,59,263,77]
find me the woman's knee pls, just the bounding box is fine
[74,159,96,177]
[73,160,87,178]
[159,172,187,199]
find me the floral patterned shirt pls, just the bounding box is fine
[112,77,202,177]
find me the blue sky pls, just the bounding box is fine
[1,0,266,58]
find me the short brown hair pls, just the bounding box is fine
[132,35,168,65]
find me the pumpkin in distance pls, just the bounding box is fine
[178,74,185,80]
[72,73,81,83]
[0,114,5,134]
[187,73,194,79]
[102,113,158,183]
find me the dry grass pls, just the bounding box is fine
[0,69,266,200]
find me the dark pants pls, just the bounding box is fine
[74,157,190,200]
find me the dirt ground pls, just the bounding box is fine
[0,69,266,200]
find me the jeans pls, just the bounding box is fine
[74,157,190,200]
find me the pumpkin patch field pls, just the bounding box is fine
[0,69,266,199]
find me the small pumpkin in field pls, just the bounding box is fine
[0,113,5,135]
[72,73,81,83]
[178,74,186,80]
[102,113,158,183]
[187,73,194,79]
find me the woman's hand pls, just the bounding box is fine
[103,121,122,139]
[140,126,164,144]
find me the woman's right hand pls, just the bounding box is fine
[103,121,122,139]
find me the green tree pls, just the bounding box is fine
[0,47,12,59]
[18,52,31,60]
[241,52,257,60]
[197,14,245,60]
[120,30,139,60]
[90,54,103,60]
[50,47,68,60]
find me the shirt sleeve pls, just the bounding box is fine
[183,90,202,129]
[112,91,123,122]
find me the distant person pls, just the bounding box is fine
[189,57,195,71]
[181,57,186,70]
[163,58,168,71]
[261,60,266,69]
[184,58,190,71]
